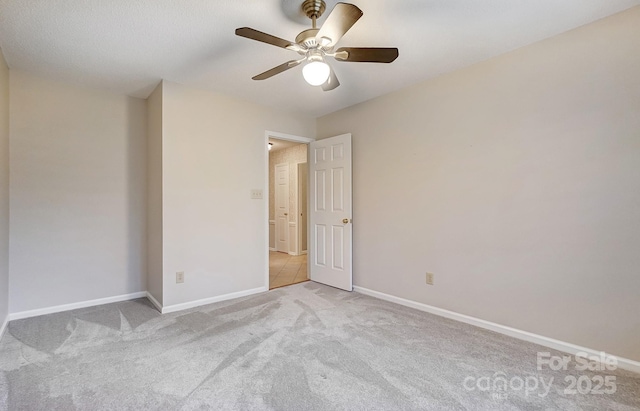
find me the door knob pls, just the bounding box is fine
[284,213,288,216]
[343,218,349,224]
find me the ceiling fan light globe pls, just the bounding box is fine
[302,61,330,86]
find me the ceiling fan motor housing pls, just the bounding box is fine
[295,28,321,48]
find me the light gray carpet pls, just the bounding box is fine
[0,282,638,410]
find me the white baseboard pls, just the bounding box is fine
[353,286,640,374]
[0,315,8,339]
[269,247,277,252]
[301,250,308,255]
[146,292,163,312]
[8,291,148,321]
[5,286,269,319]
[161,286,267,314]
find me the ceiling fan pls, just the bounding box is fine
[235,0,399,91]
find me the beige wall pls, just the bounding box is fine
[269,144,308,222]
[0,50,9,323]
[146,82,163,305]
[161,81,314,307]
[317,7,640,362]
[9,71,147,312]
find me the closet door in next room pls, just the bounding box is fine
[275,163,290,253]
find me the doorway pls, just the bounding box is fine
[268,136,309,289]
[264,131,353,292]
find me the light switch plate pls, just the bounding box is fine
[250,189,263,199]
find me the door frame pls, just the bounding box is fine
[264,131,315,290]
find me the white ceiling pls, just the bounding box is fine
[1,0,638,117]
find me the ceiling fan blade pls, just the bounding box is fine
[252,60,302,80]
[334,47,399,63]
[322,69,340,91]
[316,3,363,47]
[235,27,294,49]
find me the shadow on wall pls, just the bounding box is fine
[125,97,147,293]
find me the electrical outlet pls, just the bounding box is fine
[250,189,263,199]
[176,271,185,284]
[426,273,434,285]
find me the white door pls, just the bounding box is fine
[275,163,290,253]
[309,134,352,291]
